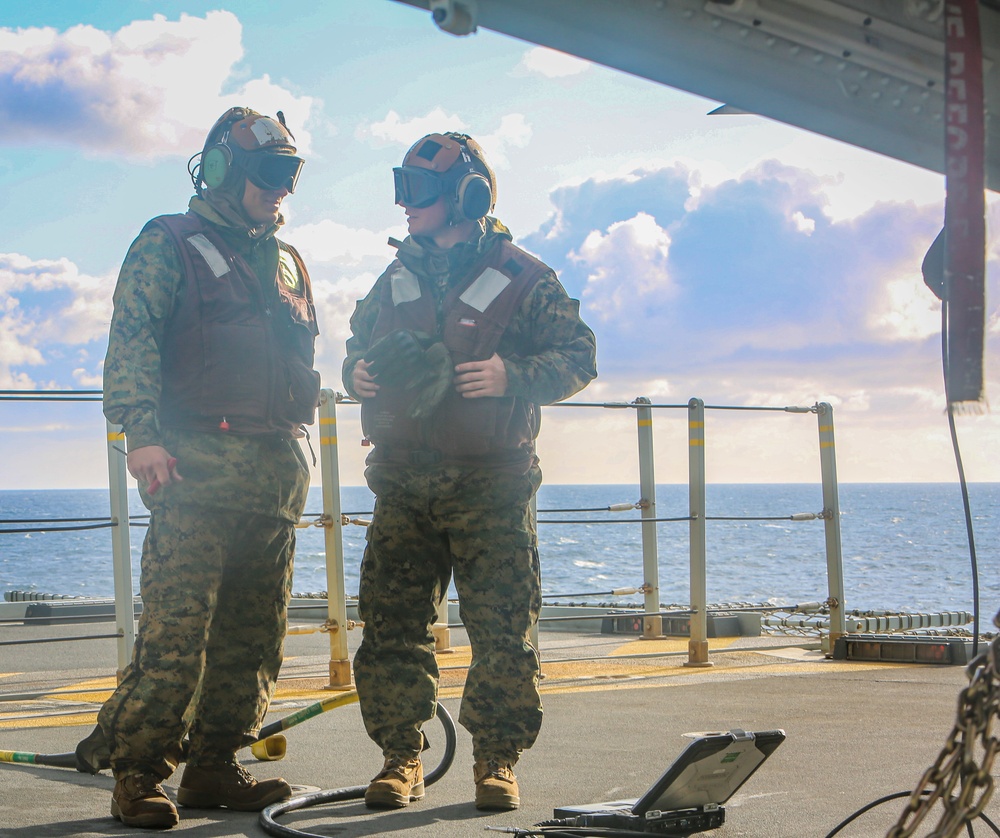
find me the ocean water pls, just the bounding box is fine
[0,483,997,616]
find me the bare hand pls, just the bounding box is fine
[453,353,508,398]
[352,359,380,399]
[127,445,182,492]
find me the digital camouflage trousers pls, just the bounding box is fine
[97,502,296,778]
[354,462,544,761]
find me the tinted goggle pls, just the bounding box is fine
[243,152,304,193]
[393,166,445,208]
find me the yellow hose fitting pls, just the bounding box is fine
[250,734,287,762]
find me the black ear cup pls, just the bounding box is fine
[201,144,232,190]
[455,172,492,220]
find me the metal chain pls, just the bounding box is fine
[886,610,1000,837]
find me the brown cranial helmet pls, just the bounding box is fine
[393,132,496,220]
[191,107,305,195]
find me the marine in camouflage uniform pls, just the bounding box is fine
[343,133,596,811]
[96,108,319,829]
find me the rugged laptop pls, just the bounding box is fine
[550,728,786,835]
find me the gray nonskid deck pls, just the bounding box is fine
[0,622,991,837]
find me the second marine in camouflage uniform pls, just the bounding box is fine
[343,132,597,811]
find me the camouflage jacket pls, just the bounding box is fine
[103,196,311,520]
[343,217,597,459]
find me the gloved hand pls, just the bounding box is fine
[364,330,454,418]
[364,330,430,388]
[406,341,453,419]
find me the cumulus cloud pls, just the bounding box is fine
[571,212,674,321]
[367,107,467,145]
[516,46,591,78]
[523,160,999,409]
[0,12,315,157]
[364,110,531,169]
[286,220,404,266]
[0,253,113,387]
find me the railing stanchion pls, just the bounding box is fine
[635,397,665,639]
[318,390,353,688]
[816,402,847,653]
[106,422,136,679]
[686,399,712,666]
[433,597,453,653]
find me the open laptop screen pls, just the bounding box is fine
[632,729,786,815]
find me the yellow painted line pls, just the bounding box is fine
[820,442,835,448]
[320,417,336,425]
[637,418,652,427]
[0,712,97,730]
[0,648,930,731]
[45,677,116,704]
[819,425,834,433]
[107,431,125,441]
[689,439,704,446]
[320,437,338,445]
[689,421,704,429]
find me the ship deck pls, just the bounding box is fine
[0,615,991,838]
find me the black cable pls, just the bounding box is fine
[940,296,982,657]
[0,633,119,647]
[823,789,912,837]
[258,702,457,838]
[823,787,1000,837]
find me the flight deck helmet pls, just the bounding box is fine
[393,132,496,221]
[190,107,304,195]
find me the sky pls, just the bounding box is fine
[0,0,998,490]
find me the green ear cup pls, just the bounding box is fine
[202,145,231,190]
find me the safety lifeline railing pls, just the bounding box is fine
[318,392,847,673]
[1,389,845,684]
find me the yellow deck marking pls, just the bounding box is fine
[0,648,926,731]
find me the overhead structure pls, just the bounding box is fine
[391,0,999,193]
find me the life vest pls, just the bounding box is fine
[152,212,320,437]
[362,238,549,467]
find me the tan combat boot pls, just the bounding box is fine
[364,755,425,809]
[474,758,520,811]
[111,770,179,829]
[176,759,291,811]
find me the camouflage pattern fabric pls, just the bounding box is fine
[342,217,598,407]
[136,428,310,523]
[97,502,296,778]
[354,463,543,759]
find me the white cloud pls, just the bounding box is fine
[0,12,315,157]
[867,274,942,342]
[474,114,532,169]
[364,110,531,169]
[517,46,591,78]
[286,220,404,266]
[791,211,816,235]
[0,252,112,387]
[367,108,467,145]
[571,212,673,320]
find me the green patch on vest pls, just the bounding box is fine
[278,250,302,291]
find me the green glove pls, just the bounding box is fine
[406,341,453,419]
[364,330,430,388]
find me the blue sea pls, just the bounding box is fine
[0,484,997,616]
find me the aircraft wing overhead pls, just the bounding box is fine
[390,0,1000,193]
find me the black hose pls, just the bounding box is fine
[258,702,457,838]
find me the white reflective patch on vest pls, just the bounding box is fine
[391,268,421,306]
[187,234,231,278]
[459,267,510,313]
